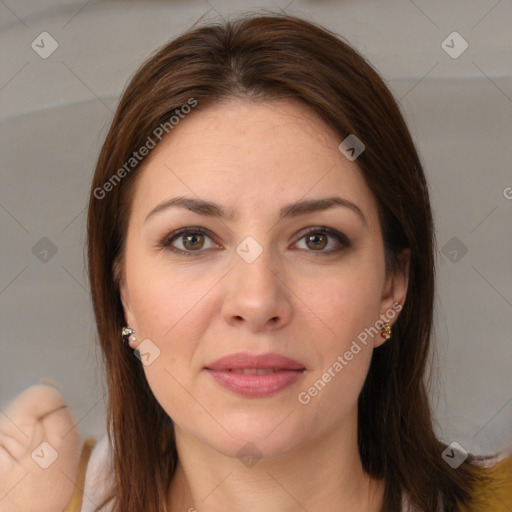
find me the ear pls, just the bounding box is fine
[119,276,139,348]
[114,256,134,326]
[375,249,410,347]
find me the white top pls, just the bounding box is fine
[79,435,435,511]
[80,435,114,512]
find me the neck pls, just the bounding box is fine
[167,411,384,512]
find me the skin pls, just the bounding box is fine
[119,98,409,512]
[0,384,81,512]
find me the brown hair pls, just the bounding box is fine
[87,12,484,512]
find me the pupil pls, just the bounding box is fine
[307,233,326,250]
[185,234,203,250]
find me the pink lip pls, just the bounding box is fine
[204,352,306,398]
[206,352,305,371]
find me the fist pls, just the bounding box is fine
[0,383,81,512]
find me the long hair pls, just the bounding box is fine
[87,13,483,511]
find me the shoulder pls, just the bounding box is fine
[401,452,511,512]
[459,452,512,512]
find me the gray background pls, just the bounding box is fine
[1,0,511,456]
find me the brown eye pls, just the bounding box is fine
[159,227,219,256]
[305,233,328,251]
[294,227,351,254]
[182,233,205,251]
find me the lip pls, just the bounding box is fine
[205,352,305,371]
[204,352,306,398]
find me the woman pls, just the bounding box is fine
[1,12,510,512]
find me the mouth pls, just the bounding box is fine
[204,353,306,397]
[204,368,305,397]
[219,368,298,375]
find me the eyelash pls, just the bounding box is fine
[158,225,351,257]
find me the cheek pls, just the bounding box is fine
[132,278,207,429]
[305,262,384,350]
[125,260,216,398]
[126,253,216,342]
[296,287,379,430]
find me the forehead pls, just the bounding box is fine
[130,98,379,228]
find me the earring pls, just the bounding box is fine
[122,326,136,347]
[380,322,391,340]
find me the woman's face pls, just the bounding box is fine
[119,98,407,459]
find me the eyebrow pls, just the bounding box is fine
[144,195,367,226]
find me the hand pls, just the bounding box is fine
[0,383,81,512]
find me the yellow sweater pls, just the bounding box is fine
[64,439,512,511]
[459,454,512,512]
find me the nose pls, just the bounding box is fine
[221,245,293,333]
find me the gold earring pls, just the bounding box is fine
[380,323,391,340]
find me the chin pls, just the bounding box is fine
[198,416,307,462]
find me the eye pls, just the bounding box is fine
[293,226,351,253]
[159,227,219,256]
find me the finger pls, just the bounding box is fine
[0,430,27,462]
[0,439,17,474]
[0,385,67,449]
